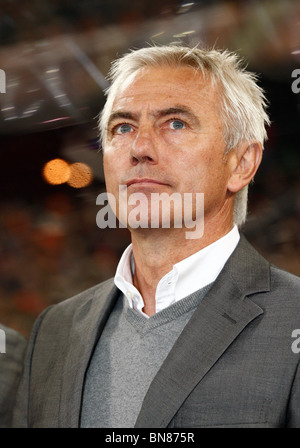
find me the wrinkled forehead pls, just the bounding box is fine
[109,65,219,115]
[100,64,222,145]
[112,64,215,98]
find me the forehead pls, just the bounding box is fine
[111,65,221,114]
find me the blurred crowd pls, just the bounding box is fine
[0,0,179,44]
[244,179,300,277]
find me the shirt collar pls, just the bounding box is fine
[114,225,240,318]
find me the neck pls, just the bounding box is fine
[131,215,233,316]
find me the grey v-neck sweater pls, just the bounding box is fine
[80,284,212,428]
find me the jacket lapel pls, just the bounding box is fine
[58,279,119,427]
[135,236,270,428]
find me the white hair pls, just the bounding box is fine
[99,45,270,227]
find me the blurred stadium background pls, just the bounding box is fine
[0,0,299,337]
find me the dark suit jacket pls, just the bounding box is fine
[12,235,300,427]
[0,325,27,427]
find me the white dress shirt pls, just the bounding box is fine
[114,225,240,318]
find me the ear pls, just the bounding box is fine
[227,141,263,193]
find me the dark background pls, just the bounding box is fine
[0,0,299,337]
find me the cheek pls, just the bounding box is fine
[175,147,228,192]
[103,154,118,188]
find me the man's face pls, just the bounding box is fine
[103,65,235,231]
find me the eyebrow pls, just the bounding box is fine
[107,111,137,130]
[107,104,200,129]
[155,106,198,122]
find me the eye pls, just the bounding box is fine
[169,119,186,130]
[114,123,134,134]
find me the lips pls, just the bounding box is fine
[126,178,169,187]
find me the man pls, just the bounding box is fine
[0,324,27,427]
[13,45,300,428]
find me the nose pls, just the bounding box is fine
[130,125,158,166]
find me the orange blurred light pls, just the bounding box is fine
[42,158,70,185]
[67,162,93,188]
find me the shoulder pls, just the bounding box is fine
[0,324,26,347]
[0,324,27,360]
[0,325,27,428]
[0,324,27,381]
[36,277,116,329]
[269,264,300,295]
[247,257,300,321]
[46,277,115,315]
[231,234,300,307]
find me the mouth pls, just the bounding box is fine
[126,178,170,188]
